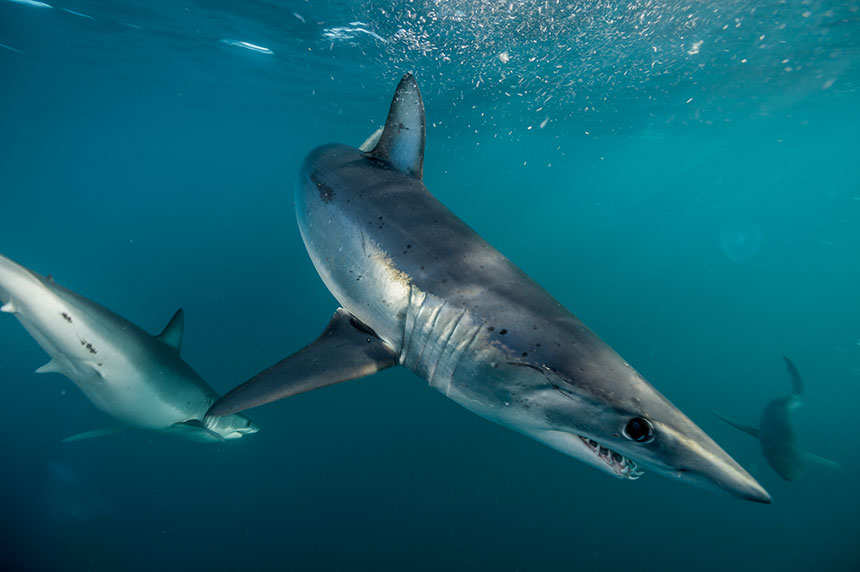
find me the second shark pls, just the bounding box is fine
[0,253,258,442]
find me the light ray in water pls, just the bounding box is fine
[0,42,23,54]
[4,0,52,8]
[219,39,274,55]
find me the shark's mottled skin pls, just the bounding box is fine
[0,253,257,442]
[213,74,770,502]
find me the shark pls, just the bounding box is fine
[0,253,258,442]
[210,73,770,502]
[713,356,839,481]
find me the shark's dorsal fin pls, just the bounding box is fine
[368,73,425,179]
[208,308,399,416]
[157,308,185,352]
[712,410,760,438]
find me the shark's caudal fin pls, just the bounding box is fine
[157,308,185,352]
[208,308,398,416]
[367,73,425,179]
[782,356,804,397]
[62,426,130,442]
[712,410,760,438]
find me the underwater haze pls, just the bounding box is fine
[1,0,859,570]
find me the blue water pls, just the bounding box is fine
[1,1,859,570]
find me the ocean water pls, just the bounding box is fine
[1,0,859,570]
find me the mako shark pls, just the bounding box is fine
[714,357,839,481]
[0,253,258,442]
[211,73,770,502]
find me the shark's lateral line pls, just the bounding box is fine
[0,253,258,442]
[714,357,839,481]
[211,74,770,502]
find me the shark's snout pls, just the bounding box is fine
[653,421,771,503]
[675,461,771,503]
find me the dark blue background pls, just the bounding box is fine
[1,1,858,570]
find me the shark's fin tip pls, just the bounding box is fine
[369,73,425,179]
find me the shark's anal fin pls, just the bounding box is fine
[712,410,760,438]
[208,308,399,416]
[368,73,425,179]
[782,356,804,397]
[1,301,17,314]
[804,451,841,469]
[62,426,129,442]
[157,308,185,353]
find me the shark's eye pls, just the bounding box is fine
[624,417,654,443]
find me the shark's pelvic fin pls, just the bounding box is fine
[157,308,185,353]
[62,426,130,442]
[712,410,761,438]
[35,359,63,375]
[804,450,841,469]
[208,308,399,416]
[782,356,804,397]
[368,73,425,179]
[1,301,17,313]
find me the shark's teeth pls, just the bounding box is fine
[578,435,644,480]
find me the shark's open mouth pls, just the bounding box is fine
[578,435,644,480]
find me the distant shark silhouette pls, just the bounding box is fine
[713,357,839,481]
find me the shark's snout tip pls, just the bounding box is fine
[717,469,771,503]
[743,481,772,504]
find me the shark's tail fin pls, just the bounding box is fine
[782,356,804,397]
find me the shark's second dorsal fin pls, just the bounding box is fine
[782,356,804,397]
[369,73,425,179]
[157,308,185,353]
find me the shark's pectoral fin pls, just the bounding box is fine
[712,410,760,438]
[169,419,225,443]
[157,308,185,353]
[62,426,130,442]
[368,73,425,179]
[208,308,399,416]
[804,450,841,469]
